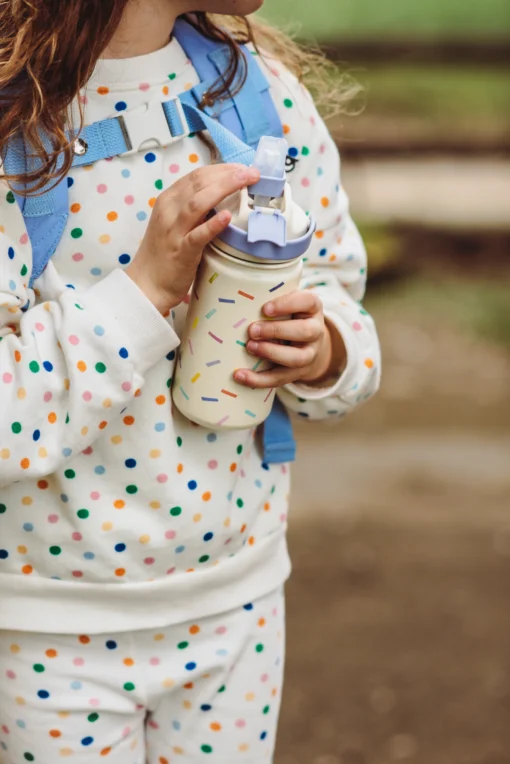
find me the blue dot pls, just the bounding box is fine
[260,731,268,740]
[94,325,105,336]
[67,177,74,188]
[90,267,102,276]
[243,603,253,611]
[16,720,25,728]
[94,466,105,475]
[317,167,324,176]
[71,681,82,690]
[121,169,131,178]
[185,662,197,671]
[83,552,95,560]
[62,448,72,458]
[119,347,129,359]
[115,101,127,112]
[172,720,181,731]
[0,550,8,560]
[136,211,147,221]
[43,361,53,372]
[261,462,270,471]
[289,147,299,157]
[216,648,228,657]
[33,430,40,441]
[8,247,15,260]
[206,433,217,443]
[9,280,16,291]
[227,491,233,502]
[118,254,131,265]
[155,422,165,432]
[188,480,197,491]
[125,459,136,468]
[37,690,50,699]
[23,523,34,532]
[166,350,176,361]
[175,545,185,554]
[203,532,214,542]
[66,284,76,290]
[115,544,126,553]
[319,248,327,257]
[145,152,156,163]
[255,479,262,488]
[106,640,117,650]
[82,736,94,746]
[60,493,69,503]
[201,704,212,712]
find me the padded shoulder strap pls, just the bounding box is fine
[172,17,283,148]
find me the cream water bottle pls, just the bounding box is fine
[172,136,315,431]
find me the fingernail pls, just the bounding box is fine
[264,302,275,316]
[235,371,246,383]
[234,169,248,182]
[251,324,261,338]
[218,211,230,224]
[247,341,258,353]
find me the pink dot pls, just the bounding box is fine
[89,698,101,707]
[169,163,180,173]
[148,719,159,729]
[72,570,83,578]
[215,626,227,635]
[72,533,82,541]
[235,719,246,728]
[79,95,88,105]
[280,513,287,523]
[157,474,168,483]
[73,657,84,666]
[19,232,29,245]
[69,335,80,345]
[1,724,9,734]
[352,321,362,331]
[165,530,176,540]
[272,608,278,617]
[149,657,160,666]
[121,382,132,392]
[124,195,134,205]
[6,670,16,679]
[139,82,150,92]
[35,323,45,332]
[91,492,100,501]
[208,460,218,470]
[224,538,232,545]
[2,373,12,384]
[144,557,155,565]
[72,252,84,262]
[301,178,310,188]
[97,184,107,194]
[260,673,269,683]
[240,469,246,478]
[166,567,176,575]
[83,391,92,402]
[281,464,288,475]
[44,392,52,403]
[310,116,316,126]
[82,447,93,455]
[122,727,131,738]
[48,514,59,523]
[320,143,326,154]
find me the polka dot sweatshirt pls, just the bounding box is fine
[0,38,381,633]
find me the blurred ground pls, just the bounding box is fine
[275,287,510,764]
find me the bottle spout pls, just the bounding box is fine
[248,136,288,201]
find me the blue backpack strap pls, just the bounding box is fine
[172,17,283,148]
[262,396,297,464]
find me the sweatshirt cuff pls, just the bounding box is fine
[283,310,360,402]
[85,269,180,375]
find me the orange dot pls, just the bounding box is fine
[77,360,87,372]
[258,618,266,627]
[329,254,337,262]
[321,197,330,207]
[107,211,118,222]
[49,729,62,738]
[210,722,222,731]
[97,86,109,95]
[14,350,21,362]
[101,748,112,757]
[48,412,57,424]
[177,463,183,474]
[365,358,374,369]
[98,420,108,430]
[189,624,200,635]
[115,568,126,577]
[10,644,20,653]
[188,153,199,163]
[159,758,169,764]
[183,682,194,690]
[114,500,125,509]
[240,523,247,533]
[22,564,33,575]
[162,85,169,96]
[134,388,142,398]
[264,502,271,511]
[124,658,134,666]
[283,124,290,134]
[123,416,135,426]
[46,649,58,658]
[148,197,157,208]
[230,463,237,472]
[78,635,90,644]
[202,491,211,502]
[20,457,30,470]
[315,230,324,239]
[70,203,81,214]
[248,536,255,546]
[38,479,49,490]
[155,395,166,405]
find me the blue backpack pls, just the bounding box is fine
[3,17,297,465]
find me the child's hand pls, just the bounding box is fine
[127,164,260,315]
[234,291,346,388]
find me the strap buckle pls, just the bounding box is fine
[116,98,189,156]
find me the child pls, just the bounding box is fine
[0,0,380,761]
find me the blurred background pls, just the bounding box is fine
[259,1,510,762]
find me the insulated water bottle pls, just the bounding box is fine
[172,136,315,430]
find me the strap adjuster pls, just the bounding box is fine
[116,98,189,156]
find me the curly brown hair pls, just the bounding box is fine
[0,2,353,193]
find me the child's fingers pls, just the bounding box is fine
[234,366,299,389]
[185,210,232,253]
[263,291,322,318]
[249,318,323,343]
[246,340,316,368]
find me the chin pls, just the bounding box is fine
[204,0,265,15]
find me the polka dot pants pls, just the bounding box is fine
[0,588,284,763]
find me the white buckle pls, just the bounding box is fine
[117,99,188,156]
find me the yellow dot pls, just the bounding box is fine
[99,234,111,244]
[21,496,33,506]
[162,677,175,688]
[103,398,112,408]
[102,522,113,532]
[239,743,249,752]
[139,535,150,544]
[154,633,165,641]
[150,449,161,458]
[183,699,192,709]
[17,545,27,554]
[17,387,26,399]
[193,513,202,523]
[245,692,255,701]
[111,435,122,445]
[150,501,161,510]
[60,747,73,756]
[10,644,21,653]
[81,427,88,437]
[58,711,70,719]
[223,518,231,528]
[1,448,10,459]
[15,696,26,705]
[38,447,48,458]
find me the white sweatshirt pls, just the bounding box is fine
[0,38,380,633]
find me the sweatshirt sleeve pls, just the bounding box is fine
[262,59,381,421]
[0,183,179,487]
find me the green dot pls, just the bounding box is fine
[49,546,62,556]
[237,444,243,455]
[24,755,35,763]
[65,413,70,424]
[263,705,270,714]
[29,361,40,373]
[218,684,226,693]
[124,682,135,692]
[20,264,28,277]
[33,663,45,673]
[6,190,15,204]
[0,503,6,514]
[155,179,163,190]
[168,72,177,80]
[201,745,213,754]
[283,98,293,108]
[77,509,89,519]
[170,506,182,517]
[302,146,310,156]
[126,485,138,495]
[236,498,244,508]
[176,436,183,447]
[75,303,84,310]
[71,228,83,239]
[166,378,172,388]
[64,469,75,479]
[177,641,189,650]
[255,643,264,653]
[11,422,22,434]
[95,362,106,373]
[87,712,99,722]
[198,555,209,564]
